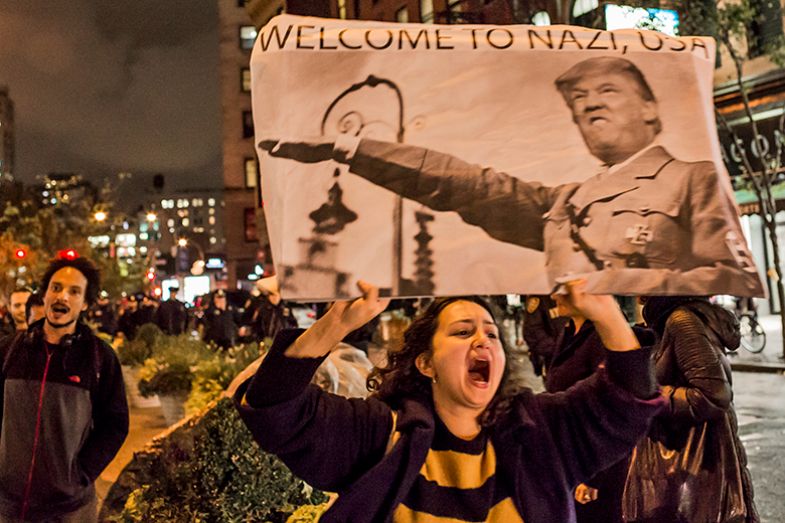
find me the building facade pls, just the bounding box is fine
[218,0,269,289]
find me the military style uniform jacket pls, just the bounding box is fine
[348,139,763,296]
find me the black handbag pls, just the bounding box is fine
[623,414,746,523]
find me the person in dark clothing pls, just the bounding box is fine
[117,295,139,340]
[522,295,567,377]
[132,294,157,332]
[545,296,653,523]
[201,289,238,349]
[249,277,297,343]
[88,291,117,337]
[155,286,188,336]
[24,292,45,327]
[624,296,759,523]
[235,280,663,522]
[0,257,128,522]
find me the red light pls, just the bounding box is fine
[146,269,156,281]
[14,248,26,259]
[58,249,78,260]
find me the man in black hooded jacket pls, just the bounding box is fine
[0,257,128,522]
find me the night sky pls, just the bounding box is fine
[0,1,223,193]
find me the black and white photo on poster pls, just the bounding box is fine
[251,15,765,300]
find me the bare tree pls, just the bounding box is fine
[681,0,785,358]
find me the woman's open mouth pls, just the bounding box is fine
[468,357,491,388]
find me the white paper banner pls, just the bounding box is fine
[251,15,764,300]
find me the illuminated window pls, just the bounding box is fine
[210,236,217,245]
[532,11,551,26]
[208,198,216,207]
[209,208,215,215]
[420,0,433,23]
[573,0,598,18]
[209,216,216,225]
[240,25,258,50]
[337,0,347,19]
[241,68,251,92]
[245,157,259,188]
[192,198,203,207]
[396,6,409,22]
[167,219,175,227]
[182,218,190,227]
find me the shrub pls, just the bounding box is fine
[103,398,327,522]
[186,342,265,415]
[137,334,211,397]
[118,323,163,367]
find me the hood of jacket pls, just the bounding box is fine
[643,297,740,351]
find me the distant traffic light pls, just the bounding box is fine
[14,248,27,260]
[58,249,78,260]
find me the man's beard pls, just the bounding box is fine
[46,317,78,329]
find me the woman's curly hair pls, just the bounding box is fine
[367,296,527,427]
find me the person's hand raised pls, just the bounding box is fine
[554,280,620,324]
[285,281,390,358]
[258,138,336,164]
[555,280,639,352]
[324,280,391,336]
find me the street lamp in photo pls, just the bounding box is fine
[177,237,206,275]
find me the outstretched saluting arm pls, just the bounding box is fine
[259,136,568,252]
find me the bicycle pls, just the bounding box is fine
[737,312,766,354]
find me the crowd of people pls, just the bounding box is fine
[230,283,759,523]
[0,261,761,522]
[0,280,303,353]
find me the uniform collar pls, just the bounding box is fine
[569,145,674,211]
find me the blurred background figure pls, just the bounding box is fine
[134,293,158,331]
[118,295,139,341]
[522,294,567,378]
[155,285,188,336]
[25,291,45,326]
[546,294,650,523]
[624,296,758,523]
[200,289,238,350]
[246,276,297,343]
[89,290,118,338]
[1,287,32,339]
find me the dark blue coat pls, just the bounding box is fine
[235,329,663,523]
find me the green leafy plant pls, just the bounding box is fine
[118,323,163,367]
[286,503,330,522]
[103,398,327,522]
[185,342,265,415]
[137,334,211,397]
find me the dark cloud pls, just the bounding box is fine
[0,1,221,191]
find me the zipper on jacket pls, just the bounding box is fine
[20,347,53,520]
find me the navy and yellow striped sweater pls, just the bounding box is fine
[394,417,523,522]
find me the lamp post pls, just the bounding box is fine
[177,237,206,275]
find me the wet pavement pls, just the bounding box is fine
[734,370,785,522]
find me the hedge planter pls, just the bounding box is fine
[121,365,160,409]
[158,391,188,426]
[100,397,326,521]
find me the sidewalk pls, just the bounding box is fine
[728,314,785,373]
[95,405,168,510]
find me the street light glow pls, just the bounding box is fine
[177,237,188,248]
[94,211,107,222]
[146,212,157,222]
